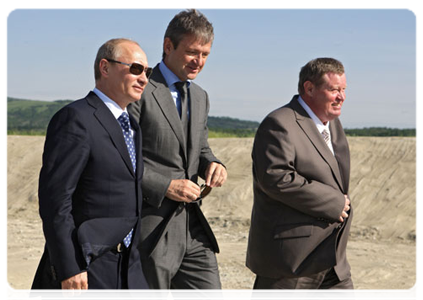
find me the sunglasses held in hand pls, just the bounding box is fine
[192,184,212,203]
[106,58,153,78]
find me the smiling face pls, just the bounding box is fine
[303,72,347,124]
[163,34,212,81]
[97,41,149,109]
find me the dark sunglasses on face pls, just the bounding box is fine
[192,184,212,203]
[106,58,153,78]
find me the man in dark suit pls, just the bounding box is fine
[32,38,152,289]
[128,9,227,289]
[246,58,353,289]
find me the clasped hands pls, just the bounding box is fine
[339,194,351,223]
[166,162,227,203]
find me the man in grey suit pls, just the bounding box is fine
[128,9,227,289]
[246,58,353,289]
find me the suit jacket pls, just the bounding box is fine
[32,92,148,289]
[246,95,352,280]
[128,65,221,257]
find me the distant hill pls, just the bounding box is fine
[7,97,415,137]
[7,98,73,135]
[7,97,260,137]
[344,127,415,137]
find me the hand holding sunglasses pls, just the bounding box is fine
[192,184,212,203]
[106,58,153,78]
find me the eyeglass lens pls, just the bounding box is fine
[129,63,152,78]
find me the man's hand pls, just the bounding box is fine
[205,162,227,187]
[166,179,201,203]
[339,194,351,223]
[61,271,88,289]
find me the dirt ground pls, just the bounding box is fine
[6,135,416,290]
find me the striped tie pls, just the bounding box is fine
[321,128,335,155]
[322,128,331,147]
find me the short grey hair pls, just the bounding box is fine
[94,38,140,81]
[162,9,214,59]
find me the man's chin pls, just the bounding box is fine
[329,112,342,120]
[129,95,142,103]
[186,72,200,80]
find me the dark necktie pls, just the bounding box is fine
[117,112,135,247]
[118,112,136,172]
[175,81,189,140]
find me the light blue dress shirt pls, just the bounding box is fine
[159,61,191,117]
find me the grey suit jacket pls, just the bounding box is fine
[246,95,352,280]
[128,65,222,257]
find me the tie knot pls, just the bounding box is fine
[175,81,188,96]
[118,112,131,132]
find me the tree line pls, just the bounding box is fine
[7,98,415,137]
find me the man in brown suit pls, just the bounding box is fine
[246,58,353,289]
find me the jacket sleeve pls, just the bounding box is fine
[38,106,89,281]
[198,91,224,179]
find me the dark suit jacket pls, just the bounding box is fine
[32,92,148,289]
[246,95,352,280]
[128,65,221,258]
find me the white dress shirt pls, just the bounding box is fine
[93,87,134,137]
[298,96,334,155]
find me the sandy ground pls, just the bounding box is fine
[7,135,416,290]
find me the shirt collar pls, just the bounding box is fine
[159,60,191,88]
[93,87,127,120]
[298,95,330,133]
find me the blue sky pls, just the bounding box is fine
[6,8,417,129]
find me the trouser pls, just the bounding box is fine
[141,203,221,289]
[253,268,354,289]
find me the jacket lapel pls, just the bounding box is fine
[187,85,200,165]
[130,114,143,179]
[86,92,136,177]
[149,68,188,160]
[291,97,345,192]
[331,119,350,193]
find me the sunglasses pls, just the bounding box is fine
[106,58,153,78]
[193,184,212,203]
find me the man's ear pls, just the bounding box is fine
[163,37,175,56]
[99,59,110,78]
[303,81,314,97]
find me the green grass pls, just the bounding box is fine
[208,129,256,138]
[7,98,72,133]
[7,130,46,136]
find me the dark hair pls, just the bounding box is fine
[162,9,214,59]
[298,58,345,95]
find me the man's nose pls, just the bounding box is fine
[338,90,346,101]
[139,70,149,83]
[194,54,204,66]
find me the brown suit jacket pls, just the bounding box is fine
[246,95,352,280]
